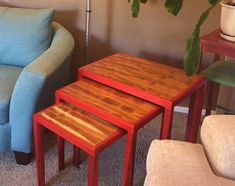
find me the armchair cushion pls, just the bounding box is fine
[0,7,53,67]
[201,115,235,180]
[0,64,22,124]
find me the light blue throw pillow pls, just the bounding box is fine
[0,7,54,67]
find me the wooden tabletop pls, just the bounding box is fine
[37,102,122,148]
[80,53,205,104]
[57,78,160,129]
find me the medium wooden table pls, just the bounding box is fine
[79,53,206,143]
[56,78,161,186]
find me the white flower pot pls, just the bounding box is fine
[220,1,235,41]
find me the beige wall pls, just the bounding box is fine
[0,0,220,80]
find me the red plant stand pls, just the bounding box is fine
[200,29,235,116]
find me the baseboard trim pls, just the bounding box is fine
[174,106,216,115]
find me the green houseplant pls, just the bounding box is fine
[128,0,235,76]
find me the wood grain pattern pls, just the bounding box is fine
[81,53,204,101]
[59,78,159,126]
[38,102,121,147]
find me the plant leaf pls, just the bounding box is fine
[165,0,183,16]
[208,0,220,6]
[183,6,214,76]
[130,0,147,17]
[132,0,140,17]
[183,29,200,76]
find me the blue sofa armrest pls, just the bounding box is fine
[9,22,75,153]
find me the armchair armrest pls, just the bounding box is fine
[9,22,75,153]
[144,139,235,186]
[201,115,235,180]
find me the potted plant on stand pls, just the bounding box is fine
[128,0,235,76]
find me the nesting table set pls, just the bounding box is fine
[33,53,206,186]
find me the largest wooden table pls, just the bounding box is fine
[79,53,206,142]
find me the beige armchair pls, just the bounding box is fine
[144,115,235,186]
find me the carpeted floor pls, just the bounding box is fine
[0,112,195,186]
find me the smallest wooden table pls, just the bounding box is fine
[33,102,125,186]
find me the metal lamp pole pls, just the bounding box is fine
[85,0,92,65]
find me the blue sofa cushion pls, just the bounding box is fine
[0,7,54,67]
[0,65,23,124]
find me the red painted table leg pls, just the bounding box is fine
[160,107,174,140]
[186,86,204,143]
[88,155,99,186]
[57,135,64,171]
[73,145,80,167]
[205,54,220,116]
[205,81,215,116]
[33,122,45,186]
[123,131,137,186]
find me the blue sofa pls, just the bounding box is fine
[0,7,75,164]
